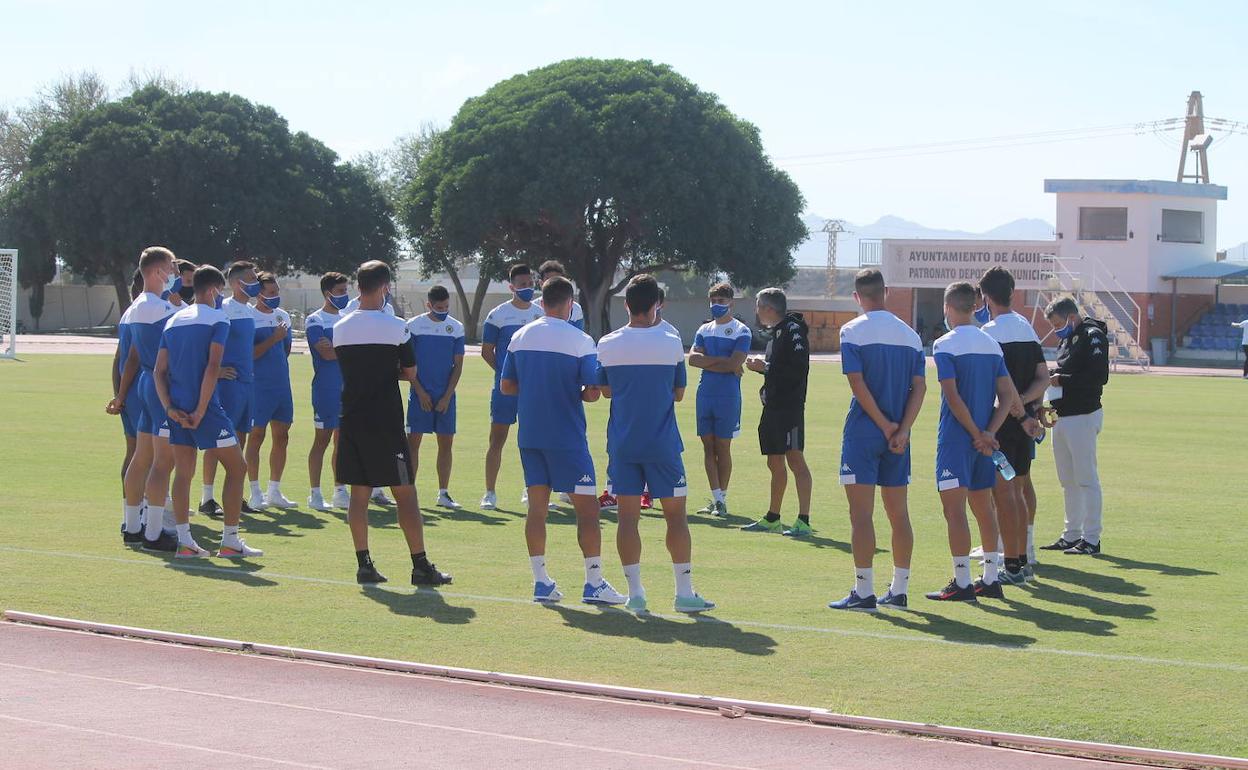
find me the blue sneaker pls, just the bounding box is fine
[828,589,877,611]
[877,590,908,609]
[582,580,626,605]
[533,581,563,603]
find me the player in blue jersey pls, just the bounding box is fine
[828,270,926,611]
[156,265,263,559]
[306,272,352,512]
[688,282,753,518]
[501,276,625,605]
[926,282,1019,603]
[479,263,544,510]
[535,260,585,330]
[107,269,147,532]
[406,285,466,509]
[164,258,197,309]
[597,275,715,614]
[199,260,262,515]
[245,272,296,510]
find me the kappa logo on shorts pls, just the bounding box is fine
[676,475,686,485]
[841,464,852,473]
[218,429,231,439]
[579,475,593,483]
[940,469,954,479]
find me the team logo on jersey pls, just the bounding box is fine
[722,327,733,335]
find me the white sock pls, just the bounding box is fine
[175,523,193,546]
[161,508,176,532]
[201,484,214,503]
[890,567,911,596]
[124,504,143,533]
[996,534,1005,552]
[854,567,874,598]
[952,556,972,588]
[249,480,262,497]
[268,480,282,496]
[222,524,240,543]
[310,486,322,498]
[711,488,724,503]
[584,557,603,587]
[983,551,1000,584]
[622,563,644,598]
[143,506,165,540]
[673,562,694,598]
[530,555,551,584]
[164,494,173,510]
[1026,525,1036,560]
[439,488,448,497]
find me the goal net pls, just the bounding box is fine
[0,250,16,359]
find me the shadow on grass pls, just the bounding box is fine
[872,607,1038,647]
[1099,553,1218,578]
[1034,562,1149,597]
[236,507,329,538]
[978,599,1118,637]
[360,585,477,625]
[419,506,510,526]
[143,544,280,588]
[546,604,777,656]
[1020,581,1156,621]
[326,506,402,530]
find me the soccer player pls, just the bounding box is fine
[156,265,263,558]
[245,272,296,510]
[688,282,752,518]
[479,263,544,509]
[108,269,147,496]
[926,281,1018,602]
[979,267,1047,584]
[534,260,585,330]
[742,288,814,537]
[118,247,179,552]
[334,260,452,587]
[828,269,925,611]
[165,258,197,307]
[199,260,262,516]
[1234,315,1248,378]
[501,275,624,605]
[306,272,351,512]
[597,275,714,613]
[405,285,466,509]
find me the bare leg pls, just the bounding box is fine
[121,435,137,493]
[485,423,509,491]
[171,445,197,526]
[661,497,692,564]
[245,425,267,483]
[144,436,175,514]
[201,450,217,495]
[308,428,333,489]
[123,433,155,507]
[786,450,812,518]
[616,496,643,566]
[435,433,454,490]
[844,484,876,569]
[968,488,1000,553]
[700,435,720,491]
[767,454,787,512]
[571,492,602,559]
[939,488,972,556]
[347,484,373,551]
[879,485,914,569]
[714,437,733,492]
[524,485,552,557]
[391,484,426,555]
[268,422,290,482]
[1021,474,1037,526]
[407,432,423,478]
[216,444,248,528]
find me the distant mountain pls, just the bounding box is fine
[794,214,1055,266]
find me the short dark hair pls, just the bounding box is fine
[193,265,226,293]
[356,260,391,293]
[129,268,144,300]
[174,258,196,275]
[256,271,277,288]
[757,287,787,316]
[978,266,1014,308]
[540,276,575,308]
[854,268,886,299]
[537,260,565,279]
[320,272,349,295]
[657,286,666,303]
[944,281,977,313]
[138,246,175,271]
[625,274,660,316]
[427,284,450,303]
[509,263,531,282]
[225,260,256,281]
[708,282,734,300]
[1045,296,1080,320]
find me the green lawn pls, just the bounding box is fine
[1,353,1244,756]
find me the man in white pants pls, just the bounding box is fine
[1039,297,1109,556]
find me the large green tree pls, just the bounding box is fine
[16,86,395,310]
[401,58,806,335]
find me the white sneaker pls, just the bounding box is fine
[480,491,498,510]
[370,488,394,505]
[307,492,332,512]
[331,487,350,509]
[437,492,462,509]
[266,490,297,509]
[248,492,269,511]
[218,538,264,558]
[176,539,210,558]
[582,579,627,606]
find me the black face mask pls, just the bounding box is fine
[178,286,196,302]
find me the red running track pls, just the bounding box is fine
[0,622,1146,769]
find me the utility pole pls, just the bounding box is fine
[1177,91,1213,183]
[822,219,848,296]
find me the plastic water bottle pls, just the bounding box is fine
[991,450,1016,481]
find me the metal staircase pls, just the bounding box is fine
[1034,255,1151,370]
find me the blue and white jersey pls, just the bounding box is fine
[221,296,261,383]
[406,313,466,395]
[482,300,544,386]
[933,324,1009,447]
[500,317,598,450]
[253,307,292,389]
[304,308,343,393]
[534,296,585,331]
[657,319,680,337]
[116,320,132,378]
[121,292,176,371]
[160,304,230,410]
[840,310,926,438]
[691,317,752,397]
[596,325,687,463]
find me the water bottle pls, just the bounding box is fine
[991,450,1016,481]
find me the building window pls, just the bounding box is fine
[1161,209,1203,244]
[1078,207,1128,241]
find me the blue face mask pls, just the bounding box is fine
[1055,319,1076,339]
[710,303,730,319]
[430,310,448,322]
[329,292,350,310]
[515,287,535,302]
[384,291,393,306]
[241,280,262,298]
[973,305,991,324]
[213,293,224,310]
[261,295,281,309]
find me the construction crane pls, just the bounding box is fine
[1177,91,1213,183]
[822,219,849,296]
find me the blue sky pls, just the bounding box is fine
[5,0,1247,248]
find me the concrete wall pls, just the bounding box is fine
[17,285,124,331]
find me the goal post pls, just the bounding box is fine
[0,249,16,359]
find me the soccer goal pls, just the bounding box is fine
[0,250,16,359]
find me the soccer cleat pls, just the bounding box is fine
[198,499,224,517]
[625,594,648,613]
[714,500,729,518]
[266,490,297,509]
[878,590,908,609]
[247,492,269,511]
[674,594,716,614]
[480,491,498,510]
[1040,537,1080,551]
[741,517,785,533]
[370,488,394,506]
[141,531,178,553]
[925,579,977,602]
[1022,564,1037,582]
[122,528,144,546]
[828,589,877,611]
[436,492,462,509]
[974,578,1005,599]
[533,580,563,603]
[696,499,716,515]
[997,569,1026,587]
[639,491,653,510]
[598,492,618,510]
[217,538,263,558]
[307,492,332,512]
[411,561,452,586]
[582,580,627,606]
[176,541,210,558]
[1063,539,1101,555]
[357,563,388,584]
[783,519,813,538]
[331,487,350,509]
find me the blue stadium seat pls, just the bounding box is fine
[1193,337,1208,350]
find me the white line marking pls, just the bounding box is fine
[0,713,336,769]
[4,545,1244,674]
[0,662,756,769]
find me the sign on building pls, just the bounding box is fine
[881,240,1058,290]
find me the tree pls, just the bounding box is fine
[15,87,396,311]
[400,58,807,335]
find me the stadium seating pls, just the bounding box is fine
[1181,303,1246,354]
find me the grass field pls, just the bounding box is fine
[1,352,1245,756]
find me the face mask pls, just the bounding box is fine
[241,280,262,298]
[973,305,991,325]
[178,285,196,302]
[430,310,449,322]
[515,287,535,302]
[329,292,350,310]
[213,293,224,310]
[1055,319,1076,339]
[710,303,730,319]
[261,295,281,309]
